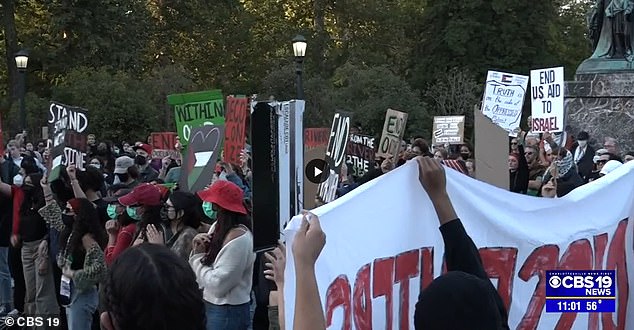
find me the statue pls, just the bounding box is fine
[588,0,634,61]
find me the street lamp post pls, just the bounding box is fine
[292,35,307,100]
[15,50,29,133]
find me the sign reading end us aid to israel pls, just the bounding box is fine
[546,270,615,313]
[530,67,564,133]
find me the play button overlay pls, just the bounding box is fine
[306,159,330,184]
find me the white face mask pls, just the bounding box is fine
[90,163,101,169]
[13,174,24,187]
[578,140,587,148]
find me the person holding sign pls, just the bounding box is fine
[413,156,509,329]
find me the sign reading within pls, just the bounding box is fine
[481,71,528,136]
[168,90,225,145]
[377,109,408,159]
[545,270,615,313]
[432,116,465,145]
[317,112,351,203]
[530,67,564,133]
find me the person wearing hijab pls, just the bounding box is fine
[542,148,585,197]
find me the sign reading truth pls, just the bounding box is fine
[168,90,225,145]
[481,71,528,136]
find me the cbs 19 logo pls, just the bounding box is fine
[549,275,613,295]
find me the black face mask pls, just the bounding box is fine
[460,152,470,159]
[135,155,147,166]
[116,173,129,183]
[62,214,75,227]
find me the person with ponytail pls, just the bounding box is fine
[39,179,108,329]
[191,180,255,330]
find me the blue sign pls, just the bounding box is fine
[546,270,615,313]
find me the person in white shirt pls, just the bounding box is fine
[190,180,255,330]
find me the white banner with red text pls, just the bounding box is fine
[283,160,634,329]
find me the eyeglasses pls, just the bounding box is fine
[525,152,534,156]
[511,142,518,145]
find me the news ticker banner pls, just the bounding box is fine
[546,270,615,313]
[282,160,634,329]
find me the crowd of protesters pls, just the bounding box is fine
[0,124,630,330]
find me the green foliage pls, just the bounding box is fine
[51,67,160,143]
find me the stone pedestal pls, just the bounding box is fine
[564,72,634,152]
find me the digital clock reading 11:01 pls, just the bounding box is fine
[545,270,616,313]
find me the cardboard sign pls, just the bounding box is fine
[345,134,375,178]
[481,71,528,136]
[47,102,89,181]
[224,96,249,164]
[432,116,465,145]
[179,125,224,192]
[376,109,408,159]
[530,67,564,133]
[475,105,509,190]
[304,128,330,149]
[317,112,351,203]
[167,90,225,145]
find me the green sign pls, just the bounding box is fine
[168,90,225,145]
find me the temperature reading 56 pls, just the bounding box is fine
[587,301,602,311]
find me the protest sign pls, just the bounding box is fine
[179,125,224,192]
[284,160,634,330]
[377,109,408,160]
[317,112,351,204]
[304,128,330,210]
[481,71,529,136]
[530,67,565,133]
[304,128,330,149]
[345,134,375,178]
[474,106,509,190]
[150,132,180,159]
[167,90,225,145]
[47,102,89,181]
[432,115,465,145]
[224,96,249,164]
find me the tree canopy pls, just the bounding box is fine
[0,0,593,141]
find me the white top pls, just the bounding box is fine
[189,224,256,305]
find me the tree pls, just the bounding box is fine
[425,68,481,142]
[51,67,161,143]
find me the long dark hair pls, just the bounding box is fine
[136,205,163,240]
[169,191,202,229]
[201,205,252,266]
[20,173,45,215]
[66,198,108,254]
[104,244,205,330]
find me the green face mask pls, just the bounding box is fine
[202,202,216,219]
[126,206,141,221]
[106,204,118,220]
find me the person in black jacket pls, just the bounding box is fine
[572,131,595,180]
[413,156,509,329]
[542,148,585,197]
[509,144,529,194]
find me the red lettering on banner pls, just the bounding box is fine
[419,247,434,291]
[602,220,628,330]
[322,219,630,329]
[589,233,608,330]
[555,239,592,329]
[395,249,420,330]
[517,245,560,329]
[325,275,351,330]
[353,264,372,330]
[224,96,248,164]
[480,247,519,311]
[305,128,330,149]
[373,257,395,330]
